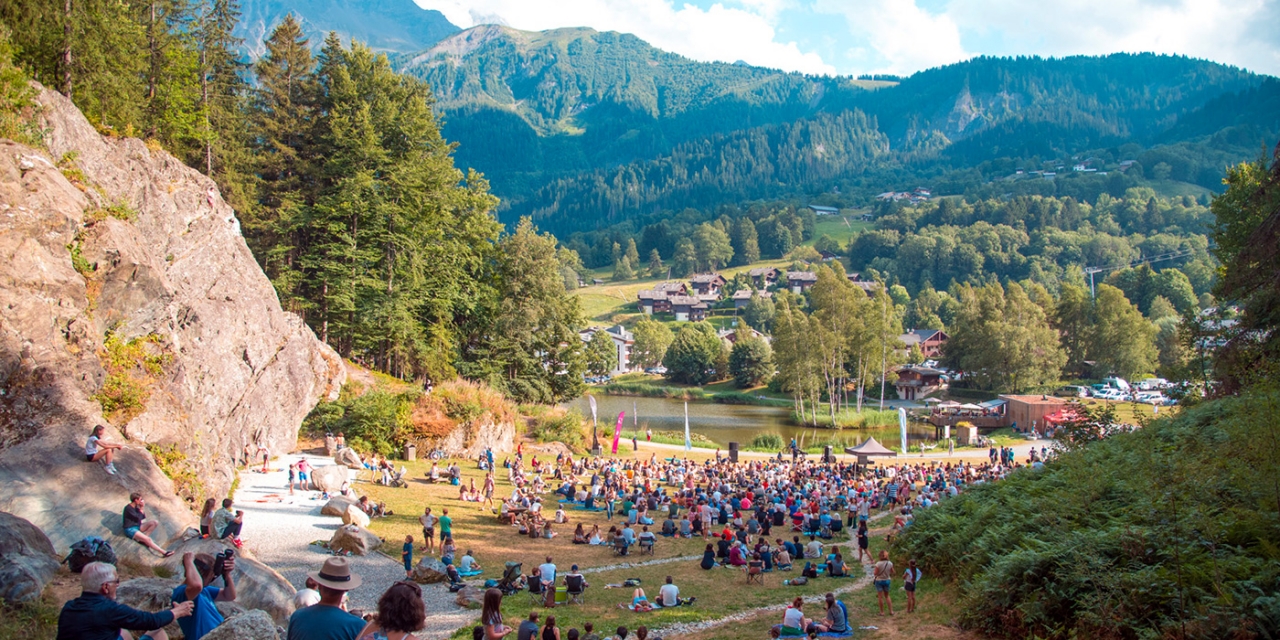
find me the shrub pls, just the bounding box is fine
[749,433,785,450]
[791,408,898,429]
[894,384,1280,639]
[526,407,588,450]
[146,443,204,504]
[92,332,167,425]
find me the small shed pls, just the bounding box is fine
[999,395,1068,435]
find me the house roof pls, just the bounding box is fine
[637,290,659,300]
[690,273,726,285]
[787,271,818,282]
[900,329,945,344]
[808,205,840,214]
[653,282,687,293]
[669,295,702,306]
[999,395,1068,406]
[897,365,945,376]
[748,267,780,277]
[732,289,772,300]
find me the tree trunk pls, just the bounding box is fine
[61,0,73,96]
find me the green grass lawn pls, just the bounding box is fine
[808,215,872,247]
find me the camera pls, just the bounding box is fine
[212,549,234,578]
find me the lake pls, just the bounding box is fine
[565,394,937,452]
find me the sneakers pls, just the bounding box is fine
[104,463,118,475]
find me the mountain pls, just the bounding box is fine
[236,0,459,59]
[397,25,1273,232]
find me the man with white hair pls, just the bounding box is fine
[57,561,194,640]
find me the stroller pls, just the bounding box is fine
[497,561,524,596]
[379,466,408,488]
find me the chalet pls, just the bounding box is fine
[899,329,949,359]
[856,212,874,222]
[637,290,673,314]
[670,296,708,322]
[579,324,635,375]
[689,273,727,298]
[808,204,840,216]
[894,365,946,401]
[847,276,880,296]
[732,288,773,309]
[748,267,780,288]
[819,250,840,261]
[786,271,818,294]
[717,326,769,348]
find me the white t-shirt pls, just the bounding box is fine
[86,435,101,456]
[658,583,679,607]
[783,606,804,628]
[538,562,557,584]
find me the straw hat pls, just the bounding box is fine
[309,557,362,591]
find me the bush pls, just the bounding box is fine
[893,384,1280,639]
[525,407,588,450]
[749,433,784,450]
[791,408,898,429]
[92,332,168,425]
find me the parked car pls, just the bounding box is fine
[1095,389,1125,401]
[644,366,667,375]
[1137,378,1169,391]
[1054,385,1090,398]
[1102,376,1131,391]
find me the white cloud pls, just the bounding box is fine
[813,0,970,74]
[943,0,1279,76]
[414,0,836,74]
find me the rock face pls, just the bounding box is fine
[117,577,249,639]
[309,465,349,493]
[334,447,363,469]
[328,524,382,556]
[0,86,344,562]
[0,512,61,604]
[155,537,298,624]
[454,585,484,609]
[412,556,450,584]
[436,418,515,459]
[341,504,370,528]
[202,609,279,640]
[320,496,358,517]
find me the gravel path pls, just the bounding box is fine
[233,453,477,639]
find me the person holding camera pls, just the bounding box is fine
[56,561,194,640]
[172,551,237,640]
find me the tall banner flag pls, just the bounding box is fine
[899,407,909,455]
[611,412,625,454]
[684,402,692,451]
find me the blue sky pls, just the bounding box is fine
[415,0,1280,77]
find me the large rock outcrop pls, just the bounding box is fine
[436,418,515,459]
[0,86,344,562]
[0,512,61,604]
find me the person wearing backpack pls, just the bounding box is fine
[57,561,194,640]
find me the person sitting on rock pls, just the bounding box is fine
[85,424,122,475]
[123,493,174,557]
[210,498,243,546]
[357,495,387,518]
[56,561,194,640]
[172,551,237,640]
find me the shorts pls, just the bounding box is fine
[299,472,309,481]
[874,580,891,593]
[905,582,916,592]
[423,527,435,540]
[86,453,96,462]
[125,526,141,538]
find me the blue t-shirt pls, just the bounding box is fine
[171,585,222,640]
[287,604,366,640]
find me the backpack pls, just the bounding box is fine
[622,578,642,587]
[789,576,808,586]
[66,536,116,573]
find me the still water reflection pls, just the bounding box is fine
[565,394,936,451]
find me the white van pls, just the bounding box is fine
[1102,377,1131,392]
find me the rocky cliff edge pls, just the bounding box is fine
[0,86,344,561]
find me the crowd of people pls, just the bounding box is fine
[67,419,1037,640]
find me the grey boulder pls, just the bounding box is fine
[309,465,348,493]
[455,585,485,609]
[0,512,60,604]
[412,556,450,584]
[329,524,381,556]
[341,504,370,528]
[334,448,363,469]
[320,496,358,517]
[202,609,279,640]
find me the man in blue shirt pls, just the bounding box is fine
[58,561,194,640]
[287,557,366,640]
[172,551,237,640]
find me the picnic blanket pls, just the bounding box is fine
[817,632,853,638]
[458,569,483,578]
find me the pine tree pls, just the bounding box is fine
[646,248,663,277]
[138,0,199,148]
[731,217,760,266]
[672,238,698,277]
[192,0,250,209]
[624,238,640,269]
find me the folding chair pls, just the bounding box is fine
[746,561,765,585]
[565,574,586,605]
[638,538,655,556]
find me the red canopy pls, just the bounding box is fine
[1043,408,1081,425]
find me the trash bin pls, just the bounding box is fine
[405,444,416,461]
